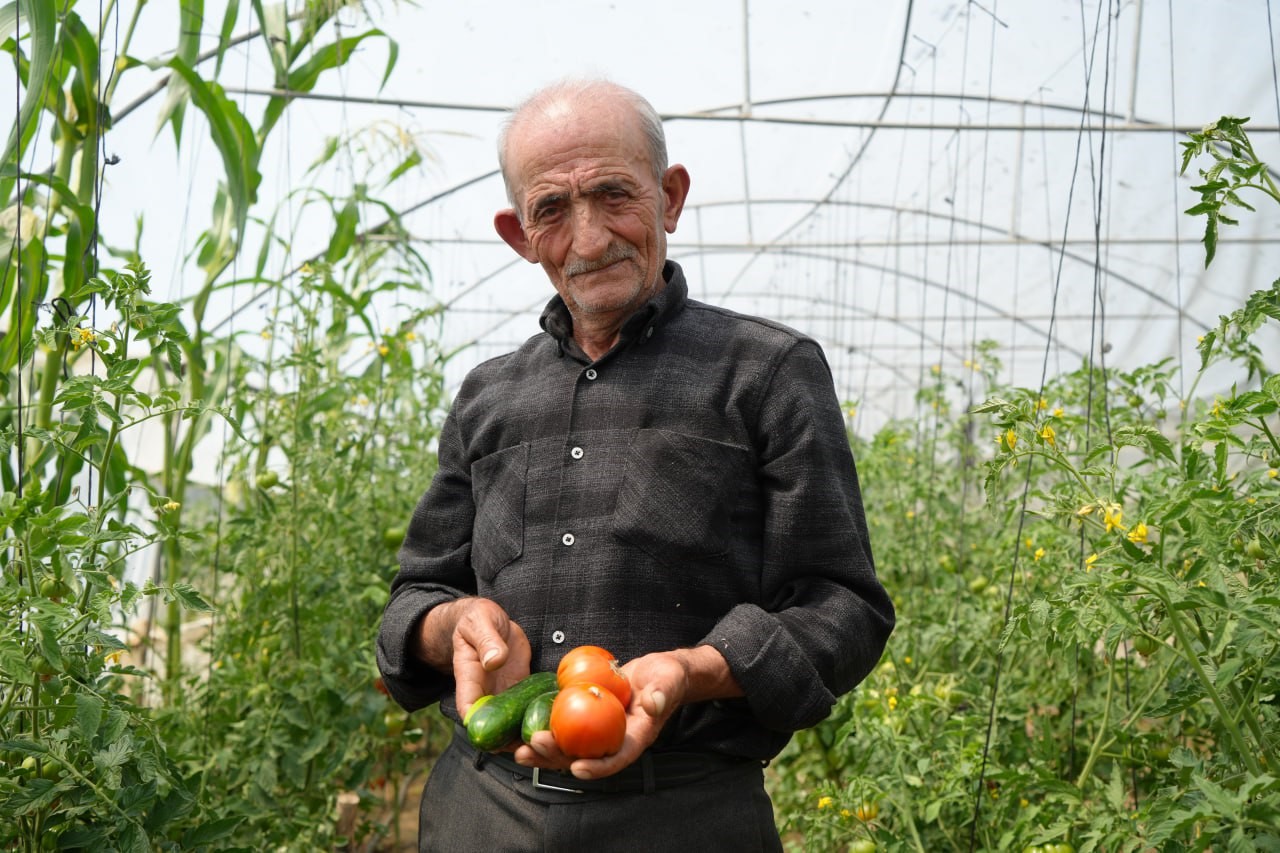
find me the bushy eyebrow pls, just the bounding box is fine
[584,180,630,197]
[528,192,567,220]
[527,179,635,220]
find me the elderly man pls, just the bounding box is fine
[377,79,894,852]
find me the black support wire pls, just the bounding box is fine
[968,0,1116,846]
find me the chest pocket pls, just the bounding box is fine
[470,443,528,581]
[612,429,751,567]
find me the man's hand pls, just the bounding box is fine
[513,644,742,779]
[415,597,531,720]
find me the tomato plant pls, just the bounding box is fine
[549,683,627,758]
[557,645,631,706]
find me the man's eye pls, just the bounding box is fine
[533,205,564,223]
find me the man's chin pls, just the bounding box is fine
[565,280,647,317]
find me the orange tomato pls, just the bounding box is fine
[549,683,627,758]
[557,645,631,706]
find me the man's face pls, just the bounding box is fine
[498,100,685,323]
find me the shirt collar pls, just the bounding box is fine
[539,260,688,360]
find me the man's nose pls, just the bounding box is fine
[569,203,609,259]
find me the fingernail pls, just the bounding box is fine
[650,690,666,716]
[482,649,498,666]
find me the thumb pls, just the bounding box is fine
[643,688,667,718]
[479,643,505,670]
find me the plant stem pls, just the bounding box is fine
[1159,590,1263,775]
[1074,644,1116,788]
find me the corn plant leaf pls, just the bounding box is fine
[214,0,240,75]
[165,58,261,257]
[260,29,392,140]
[0,0,56,173]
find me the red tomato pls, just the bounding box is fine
[557,646,631,706]
[549,683,627,758]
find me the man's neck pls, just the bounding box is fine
[572,319,625,362]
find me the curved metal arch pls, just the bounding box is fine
[671,245,1091,367]
[679,196,1205,328]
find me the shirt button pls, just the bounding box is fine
[570,446,584,460]
[585,368,598,380]
[552,630,566,644]
[561,532,575,546]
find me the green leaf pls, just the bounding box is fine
[1,0,56,169]
[165,58,261,259]
[76,692,104,742]
[1203,212,1218,267]
[326,198,359,263]
[182,816,244,847]
[173,581,216,612]
[214,0,241,75]
[260,30,389,140]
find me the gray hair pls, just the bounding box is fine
[497,79,668,212]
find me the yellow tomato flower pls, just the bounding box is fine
[1053,406,1064,417]
[1034,547,1046,561]
[1085,553,1099,572]
[1005,429,1017,450]
[903,656,913,665]
[905,509,915,520]
[1037,397,1048,410]
[261,329,273,340]
[1077,504,1095,517]
[931,364,941,375]
[1127,522,1149,544]
[378,344,390,356]
[840,808,852,819]
[1104,504,1125,533]
[817,796,833,809]
[1038,424,1056,446]
[1269,469,1278,479]
[887,695,898,710]
[405,331,418,341]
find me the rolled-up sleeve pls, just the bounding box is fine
[702,340,894,731]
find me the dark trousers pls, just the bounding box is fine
[419,737,784,852]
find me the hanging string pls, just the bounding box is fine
[12,0,25,510]
[1167,0,1186,403]
[718,0,918,300]
[203,0,251,741]
[968,0,1112,845]
[1269,0,1280,139]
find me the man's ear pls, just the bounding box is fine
[495,209,537,262]
[661,165,691,234]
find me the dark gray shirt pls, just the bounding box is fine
[376,261,894,761]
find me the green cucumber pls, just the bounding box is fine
[520,689,559,743]
[465,671,558,751]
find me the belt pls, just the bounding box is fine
[454,728,762,796]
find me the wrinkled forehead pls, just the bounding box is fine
[506,99,652,198]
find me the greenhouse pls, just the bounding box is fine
[3,0,1279,850]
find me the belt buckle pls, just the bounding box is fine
[532,767,586,795]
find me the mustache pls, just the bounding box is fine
[564,244,637,277]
